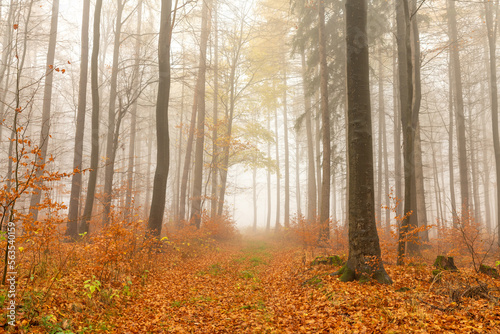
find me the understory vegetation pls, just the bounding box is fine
[0,217,498,333]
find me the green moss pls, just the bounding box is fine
[372,270,393,285]
[479,264,500,279]
[311,255,344,267]
[339,265,355,282]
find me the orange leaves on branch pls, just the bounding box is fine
[13,24,18,30]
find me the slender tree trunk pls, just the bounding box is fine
[191,0,212,228]
[482,119,492,235]
[282,54,290,228]
[448,50,457,225]
[448,0,470,215]
[484,0,500,245]
[144,126,153,217]
[315,91,322,215]
[410,0,428,243]
[66,0,90,237]
[343,0,391,284]
[266,114,272,231]
[80,0,103,234]
[147,0,172,237]
[0,0,15,143]
[275,106,281,231]
[125,0,143,223]
[102,0,124,225]
[29,0,59,221]
[318,0,330,239]
[179,86,199,221]
[253,166,257,231]
[414,124,428,241]
[296,129,302,218]
[211,0,219,219]
[393,28,403,227]
[467,104,481,227]
[376,50,384,228]
[301,51,316,222]
[396,0,419,264]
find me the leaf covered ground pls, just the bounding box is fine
[3,235,499,333]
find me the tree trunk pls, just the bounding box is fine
[282,54,290,228]
[448,0,470,214]
[29,0,59,222]
[191,0,212,228]
[266,114,272,231]
[144,125,153,217]
[66,0,90,238]
[253,166,257,231]
[392,28,403,229]
[484,0,500,246]
[80,0,103,235]
[296,129,302,218]
[301,51,316,223]
[396,0,419,264]
[275,106,281,231]
[342,0,391,284]
[448,49,457,225]
[217,27,242,217]
[376,50,384,228]
[0,0,15,144]
[414,124,428,242]
[318,0,330,240]
[147,0,172,237]
[102,0,124,225]
[469,107,481,226]
[179,87,198,222]
[211,0,219,219]
[125,0,143,223]
[410,0,428,243]
[315,90,322,215]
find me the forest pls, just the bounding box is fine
[0,0,500,332]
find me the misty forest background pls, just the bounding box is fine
[1,0,500,332]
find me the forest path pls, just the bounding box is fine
[106,237,500,333]
[108,237,342,333]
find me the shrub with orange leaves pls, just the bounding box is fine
[200,211,239,241]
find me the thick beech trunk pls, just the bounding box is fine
[342,0,391,284]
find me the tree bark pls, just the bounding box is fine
[147,0,172,237]
[410,0,428,243]
[447,0,470,214]
[392,28,403,229]
[266,114,272,231]
[125,0,143,223]
[282,54,290,228]
[211,0,219,219]
[342,0,391,284]
[191,0,212,228]
[484,0,500,246]
[318,0,330,240]
[29,0,59,222]
[66,0,90,238]
[396,0,419,264]
[102,0,124,225]
[80,0,103,235]
[275,106,281,231]
[448,49,457,225]
[301,51,316,223]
